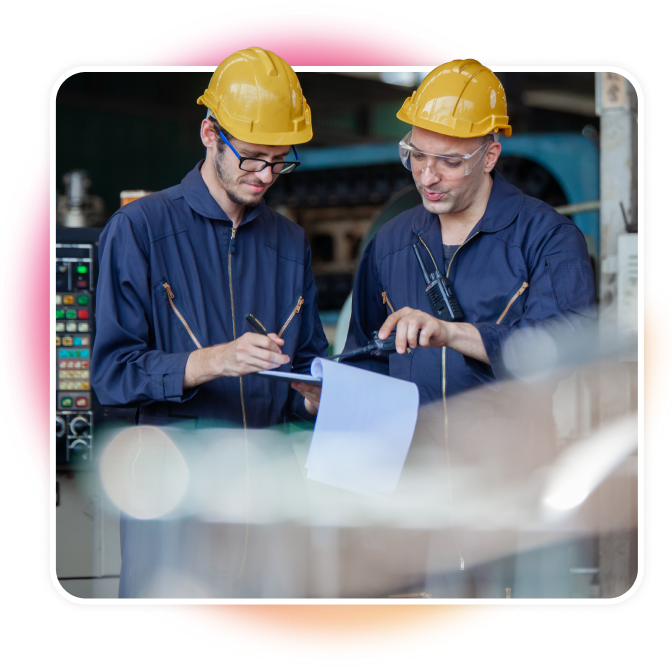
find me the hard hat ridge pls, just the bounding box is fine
[397,59,512,139]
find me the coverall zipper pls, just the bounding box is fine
[229,225,249,579]
[228,227,247,429]
[418,233,477,572]
[162,283,203,349]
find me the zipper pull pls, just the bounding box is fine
[230,227,237,254]
[163,282,174,299]
[295,297,304,313]
[382,291,388,305]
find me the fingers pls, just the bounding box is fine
[291,382,321,415]
[377,310,407,339]
[291,382,321,403]
[233,333,289,373]
[267,333,285,347]
[379,309,440,353]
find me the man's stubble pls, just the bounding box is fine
[213,145,266,208]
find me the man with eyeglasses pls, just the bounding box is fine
[93,47,326,427]
[344,60,595,597]
[91,48,327,597]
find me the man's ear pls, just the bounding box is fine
[483,141,502,174]
[200,118,218,149]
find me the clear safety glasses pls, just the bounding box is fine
[219,131,301,174]
[398,131,493,180]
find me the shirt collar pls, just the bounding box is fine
[180,160,266,226]
[412,170,524,238]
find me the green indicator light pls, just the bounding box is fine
[77,265,87,274]
[56,309,64,319]
[66,310,77,319]
[61,398,73,407]
[77,295,89,305]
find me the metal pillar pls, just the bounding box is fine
[594,72,639,597]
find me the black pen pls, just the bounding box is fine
[245,313,268,336]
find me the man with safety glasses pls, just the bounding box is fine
[91,48,327,597]
[344,60,595,597]
[346,58,595,405]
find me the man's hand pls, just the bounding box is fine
[184,332,289,388]
[378,307,450,353]
[378,307,490,364]
[291,382,321,416]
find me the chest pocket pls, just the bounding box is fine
[152,277,205,351]
[496,281,529,325]
[277,293,304,338]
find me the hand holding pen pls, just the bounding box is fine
[182,316,288,388]
[246,313,321,415]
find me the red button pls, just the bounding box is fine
[77,280,87,288]
[81,361,89,369]
[75,397,88,408]
[78,310,89,319]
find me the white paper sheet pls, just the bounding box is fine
[305,358,419,499]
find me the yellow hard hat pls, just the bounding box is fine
[397,59,512,138]
[197,47,312,145]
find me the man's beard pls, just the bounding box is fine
[214,148,265,207]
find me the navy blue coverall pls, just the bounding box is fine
[344,170,596,597]
[92,161,328,428]
[91,162,328,597]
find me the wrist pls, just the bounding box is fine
[441,320,454,348]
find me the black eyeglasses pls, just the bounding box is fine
[219,131,300,174]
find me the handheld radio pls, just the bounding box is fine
[412,243,464,322]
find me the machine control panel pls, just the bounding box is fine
[56,243,95,465]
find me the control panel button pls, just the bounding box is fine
[81,382,90,390]
[76,280,87,288]
[77,265,88,274]
[81,361,89,369]
[59,361,67,369]
[74,337,81,346]
[56,309,65,320]
[56,337,61,346]
[56,323,65,332]
[56,295,62,305]
[77,295,89,305]
[77,310,89,319]
[66,322,77,332]
[62,337,73,346]
[77,323,89,332]
[80,337,90,346]
[60,397,73,408]
[80,349,89,358]
[64,295,75,305]
[66,310,77,319]
[75,398,88,408]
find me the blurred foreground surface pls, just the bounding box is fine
[74,353,637,599]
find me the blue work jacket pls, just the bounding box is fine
[91,161,328,428]
[345,170,596,405]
